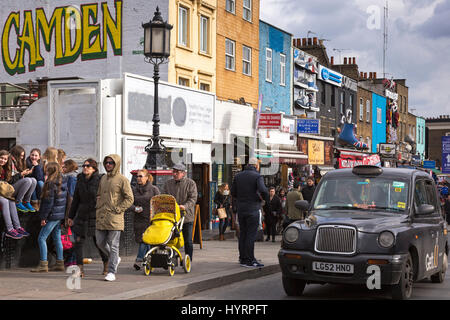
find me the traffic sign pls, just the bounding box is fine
[442,136,450,174]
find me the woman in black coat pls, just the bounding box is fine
[214,183,232,241]
[263,187,282,242]
[131,169,160,270]
[67,159,108,277]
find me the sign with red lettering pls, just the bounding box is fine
[339,154,381,168]
[258,113,282,129]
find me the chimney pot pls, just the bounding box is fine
[331,56,334,65]
[302,38,306,46]
[373,72,377,79]
[364,72,367,79]
[353,57,356,65]
[308,38,312,45]
[344,57,347,64]
[313,37,318,45]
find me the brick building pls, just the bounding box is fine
[426,116,450,168]
[216,0,260,108]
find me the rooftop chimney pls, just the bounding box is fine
[330,56,334,65]
[344,57,347,64]
[364,72,367,79]
[302,38,307,46]
[307,38,312,46]
[352,57,356,65]
[373,72,377,79]
[313,37,318,45]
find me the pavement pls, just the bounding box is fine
[0,234,281,300]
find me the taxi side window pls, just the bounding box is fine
[414,180,427,207]
[424,180,440,215]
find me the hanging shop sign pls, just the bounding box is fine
[318,65,342,87]
[293,48,318,74]
[423,160,436,169]
[342,76,357,91]
[379,143,396,157]
[385,90,398,101]
[297,118,320,134]
[258,113,282,129]
[339,154,381,168]
[308,139,324,165]
[442,136,450,174]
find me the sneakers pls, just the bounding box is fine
[104,272,116,281]
[5,229,23,240]
[245,261,264,268]
[24,202,36,213]
[16,202,29,213]
[16,227,30,237]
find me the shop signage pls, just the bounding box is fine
[308,139,324,165]
[297,119,320,134]
[342,76,357,91]
[318,65,342,87]
[339,154,381,168]
[379,143,396,157]
[423,160,436,169]
[442,136,450,174]
[293,48,318,74]
[258,113,282,129]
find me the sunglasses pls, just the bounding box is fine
[82,164,92,168]
[105,161,115,165]
[136,175,145,178]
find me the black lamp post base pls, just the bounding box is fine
[144,147,168,171]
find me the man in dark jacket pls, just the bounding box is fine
[231,158,269,268]
[302,176,316,203]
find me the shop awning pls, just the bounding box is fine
[255,149,308,165]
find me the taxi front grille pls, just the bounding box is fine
[315,225,356,255]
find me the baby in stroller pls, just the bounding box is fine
[141,194,191,276]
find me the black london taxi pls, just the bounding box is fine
[278,165,448,299]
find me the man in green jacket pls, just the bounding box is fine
[96,154,134,281]
[284,181,305,229]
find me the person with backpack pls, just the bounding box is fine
[31,162,68,273]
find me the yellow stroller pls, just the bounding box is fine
[141,195,191,276]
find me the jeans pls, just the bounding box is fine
[0,197,21,231]
[31,180,44,201]
[13,177,37,203]
[73,232,109,265]
[219,217,229,235]
[183,222,194,260]
[136,243,151,261]
[238,210,259,264]
[95,230,121,274]
[38,220,63,261]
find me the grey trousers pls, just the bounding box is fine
[0,196,21,231]
[13,177,37,203]
[95,230,121,274]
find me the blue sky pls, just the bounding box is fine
[260,0,450,118]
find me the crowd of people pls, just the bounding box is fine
[0,145,199,282]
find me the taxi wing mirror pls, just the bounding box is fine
[416,204,435,215]
[295,200,310,211]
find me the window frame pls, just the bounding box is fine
[178,5,189,47]
[359,98,364,121]
[243,0,252,22]
[178,77,190,87]
[265,48,272,82]
[242,45,252,76]
[280,53,286,86]
[376,107,382,124]
[199,15,209,54]
[225,38,236,71]
[226,0,235,14]
[366,100,370,123]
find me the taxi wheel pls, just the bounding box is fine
[431,252,447,283]
[282,275,306,296]
[392,253,414,300]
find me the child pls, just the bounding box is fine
[31,162,68,273]
[0,150,30,239]
[26,148,45,207]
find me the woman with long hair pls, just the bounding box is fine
[42,147,59,171]
[67,159,108,277]
[214,183,232,241]
[31,162,68,273]
[8,145,37,213]
[26,148,45,204]
[0,150,30,239]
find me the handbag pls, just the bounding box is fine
[61,226,74,250]
[217,207,227,219]
[0,181,15,201]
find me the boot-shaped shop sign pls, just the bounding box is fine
[337,109,368,150]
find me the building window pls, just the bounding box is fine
[243,0,252,22]
[330,86,335,107]
[340,92,345,114]
[366,100,370,122]
[199,15,209,54]
[226,0,235,14]
[225,39,235,71]
[178,77,189,87]
[200,83,210,91]
[321,83,326,104]
[178,6,189,47]
[280,54,286,86]
[349,94,354,113]
[242,46,252,76]
[359,98,363,121]
[377,107,382,124]
[265,48,272,82]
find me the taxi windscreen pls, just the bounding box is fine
[312,177,409,213]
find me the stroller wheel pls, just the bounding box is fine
[168,265,175,276]
[183,254,191,273]
[143,261,153,276]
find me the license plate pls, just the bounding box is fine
[312,261,354,274]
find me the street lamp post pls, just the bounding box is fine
[142,7,173,170]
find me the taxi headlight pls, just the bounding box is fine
[284,227,299,243]
[378,231,395,248]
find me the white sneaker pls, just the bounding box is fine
[104,272,116,281]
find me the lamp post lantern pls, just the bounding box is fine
[142,7,173,170]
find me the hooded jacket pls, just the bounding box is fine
[39,175,68,221]
[96,154,134,231]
